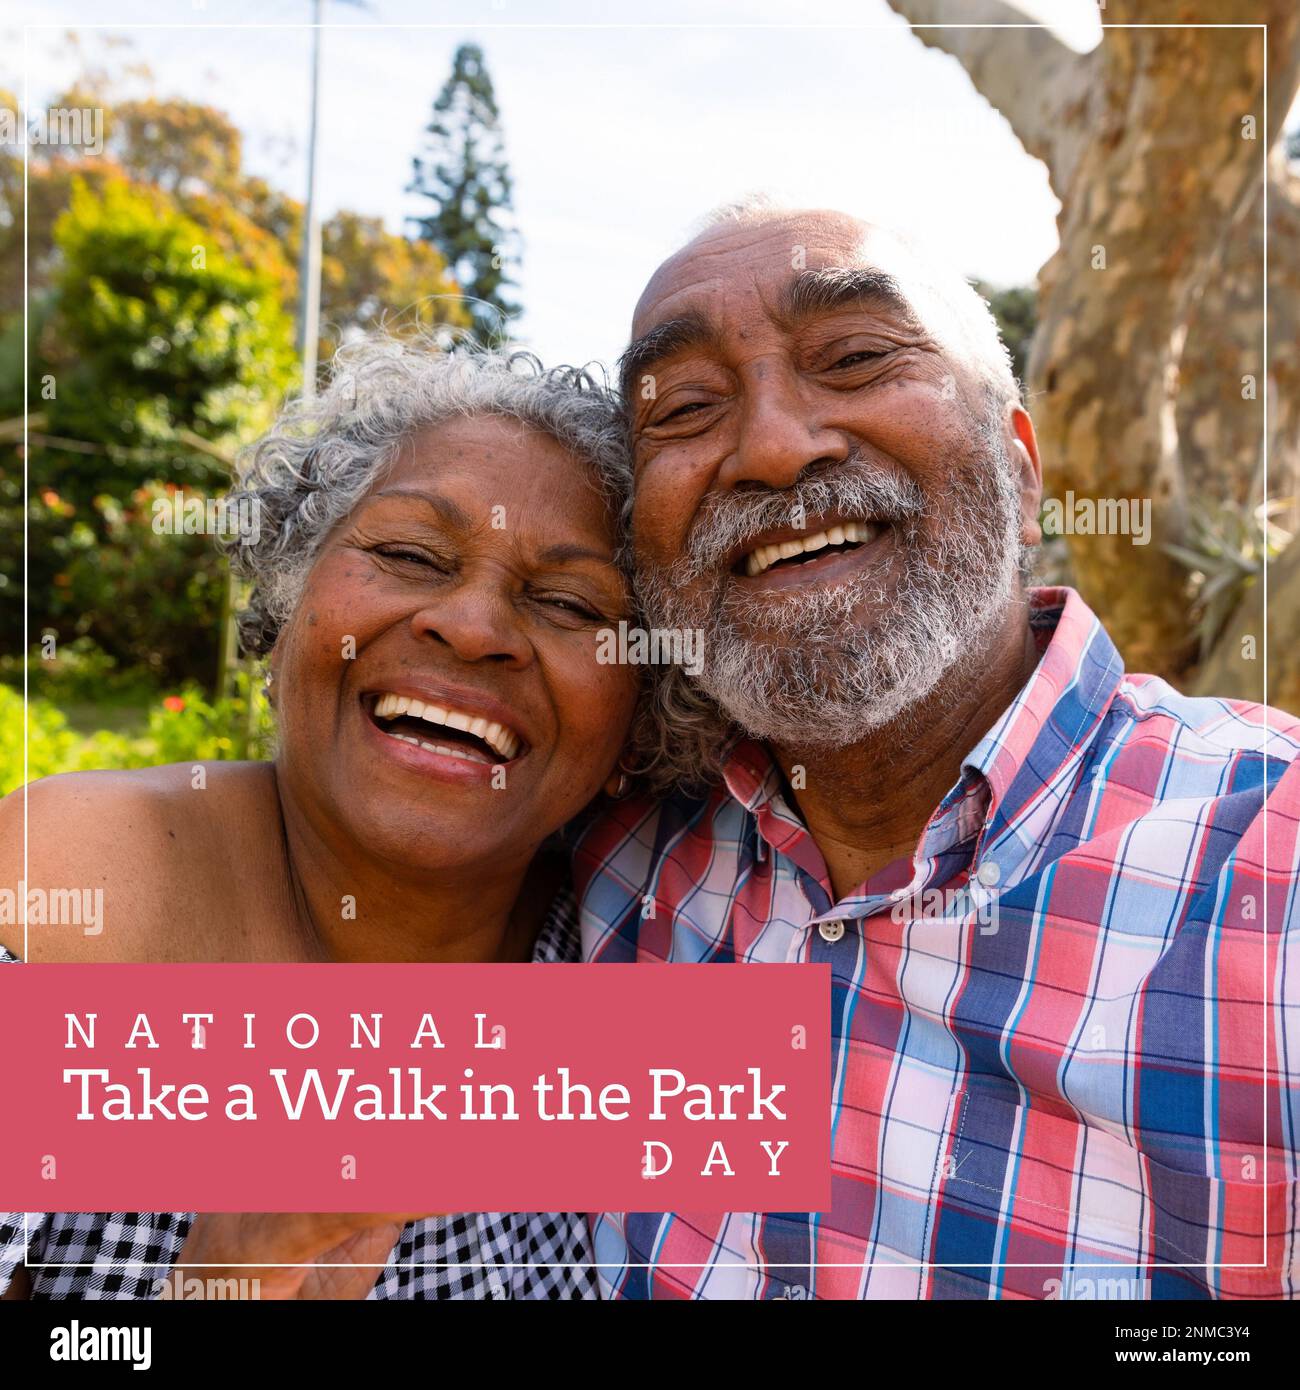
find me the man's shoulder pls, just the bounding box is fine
[1108,674,1300,769]
[1086,679,1300,915]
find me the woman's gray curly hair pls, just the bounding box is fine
[222,331,633,657]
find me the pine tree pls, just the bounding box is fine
[408,43,519,343]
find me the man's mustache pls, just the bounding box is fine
[670,454,928,580]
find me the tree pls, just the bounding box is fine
[884,0,1300,711]
[2,175,299,686]
[319,210,466,347]
[408,43,520,342]
[49,175,296,480]
[0,87,468,351]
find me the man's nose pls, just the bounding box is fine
[719,366,850,491]
[408,582,532,667]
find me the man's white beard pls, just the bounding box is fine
[635,429,1025,750]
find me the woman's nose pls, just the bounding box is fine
[407,583,532,666]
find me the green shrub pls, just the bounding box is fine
[0,672,274,796]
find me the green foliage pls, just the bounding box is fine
[0,81,475,707]
[9,481,227,689]
[0,635,155,708]
[408,43,520,342]
[1165,498,1290,660]
[0,672,276,797]
[5,171,294,692]
[320,210,471,345]
[49,175,295,480]
[0,684,135,794]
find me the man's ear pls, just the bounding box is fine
[1009,406,1043,548]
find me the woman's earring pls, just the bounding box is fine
[605,759,635,799]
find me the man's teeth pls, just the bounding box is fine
[371,693,520,761]
[743,521,880,577]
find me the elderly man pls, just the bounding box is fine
[576,202,1300,1300]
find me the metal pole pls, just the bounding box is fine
[296,0,324,400]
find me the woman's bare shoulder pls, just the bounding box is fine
[0,762,279,962]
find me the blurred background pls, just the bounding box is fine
[2,0,1298,794]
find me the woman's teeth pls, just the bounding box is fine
[743,520,880,577]
[383,731,494,765]
[371,692,520,761]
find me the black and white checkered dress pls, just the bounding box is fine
[0,890,597,1300]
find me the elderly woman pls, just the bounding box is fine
[0,334,640,1299]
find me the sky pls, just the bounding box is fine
[1,0,1288,372]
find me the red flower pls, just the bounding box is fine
[162,696,186,713]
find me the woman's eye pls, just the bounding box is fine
[536,593,601,620]
[374,545,445,569]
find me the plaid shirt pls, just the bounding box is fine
[576,587,1300,1300]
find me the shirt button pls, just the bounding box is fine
[818,920,846,943]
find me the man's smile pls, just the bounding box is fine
[739,518,884,577]
[719,515,896,592]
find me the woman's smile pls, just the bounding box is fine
[361,683,531,785]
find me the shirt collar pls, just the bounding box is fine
[720,586,1125,866]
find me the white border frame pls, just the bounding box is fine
[15,19,1273,1278]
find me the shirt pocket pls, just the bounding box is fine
[928,1087,1293,1300]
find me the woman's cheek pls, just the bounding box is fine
[291,560,398,670]
[557,659,639,770]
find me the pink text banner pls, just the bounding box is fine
[0,963,831,1213]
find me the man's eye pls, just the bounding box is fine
[830,350,886,370]
[656,400,712,425]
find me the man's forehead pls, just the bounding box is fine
[631,213,913,335]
